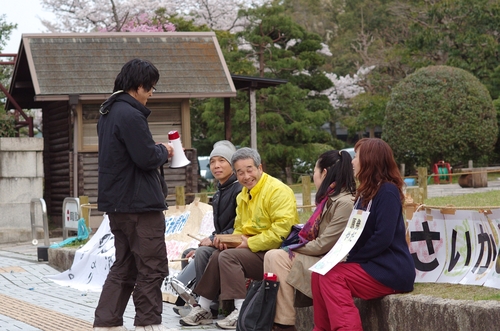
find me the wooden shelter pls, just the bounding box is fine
[5,32,236,226]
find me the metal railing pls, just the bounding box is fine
[30,198,50,246]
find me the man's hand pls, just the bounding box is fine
[213,236,228,251]
[159,142,174,156]
[236,235,249,249]
[199,237,212,247]
[185,250,195,259]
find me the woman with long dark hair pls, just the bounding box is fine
[311,138,415,331]
[264,150,356,331]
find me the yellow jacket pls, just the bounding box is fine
[234,173,299,252]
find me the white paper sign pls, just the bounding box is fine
[309,208,369,275]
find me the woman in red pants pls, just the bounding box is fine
[311,138,416,331]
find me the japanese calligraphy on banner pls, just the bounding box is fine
[310,208,369,275]
[408,207,500,288]
[47,201,214,292]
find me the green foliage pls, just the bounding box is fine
[0,113,16,137]
[191,2,338,180]
[156,11,211,32]
[0,14,17,51]
[343,93,387,138]
[0,15,17,109]
[196,82,335,181]
[237,2,330,83]
[383,65,498,171]
[406,0,500,98]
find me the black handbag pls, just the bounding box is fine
[236,279,280,331]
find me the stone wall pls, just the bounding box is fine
[296,294,500,331]
[0,137,44,243]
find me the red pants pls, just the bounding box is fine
[311,263,396,331]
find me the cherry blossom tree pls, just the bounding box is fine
[39,0,146,32]
[166,0,269,31]
[320,66,375,109]
[105,12,176,32]
[40,0,269,32]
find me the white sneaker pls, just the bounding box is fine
[216,309,239,329]
[179,305,214,326]
[135,325,169,331]
[173,305,192,317]
[94,327,128,331]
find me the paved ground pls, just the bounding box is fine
[0,241,221,331]
[2,180,500,331]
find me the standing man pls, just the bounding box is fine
[180,147,299,329]
[94,59,172,331]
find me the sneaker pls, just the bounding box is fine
[216,309,239,329]
[135,326,168,331]
[179,305,214,326]
[173,305,192,317]
[94,327,128,331]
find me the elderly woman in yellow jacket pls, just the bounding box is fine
[264,150,356,331]
[180,147,299,329]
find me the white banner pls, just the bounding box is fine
[47,202,214,292]
[409,207,500,288]
[310,208,369,275]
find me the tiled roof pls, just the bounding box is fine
[7,32,235,109]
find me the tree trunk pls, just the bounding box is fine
[285,166,293,185]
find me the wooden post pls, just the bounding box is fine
[176,186,185,206]
[417,167,428,201]
[249,89,257,150]
[405,187,423,204]
[196,192,209,203]
[400,163,405,177]
[472,167,488,188]
[301,175,312,213]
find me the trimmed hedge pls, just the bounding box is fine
[383,65,497,169]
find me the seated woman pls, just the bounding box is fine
[311,138,416,331]
[264,150,356,331]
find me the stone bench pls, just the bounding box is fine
[49,247,500,331]
[296,293,500,331]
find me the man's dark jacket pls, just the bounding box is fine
[97,92,169,213]
[209,173,242,240]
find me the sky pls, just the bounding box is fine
[1,0,55,53]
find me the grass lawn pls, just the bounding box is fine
[424,189,500,208]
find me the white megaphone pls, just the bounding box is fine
[168,131,191,168]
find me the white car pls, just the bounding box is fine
[342,147,356,159]
[198,156,214,180]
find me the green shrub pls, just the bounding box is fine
[383,65,498,170]
[0,113,16,137]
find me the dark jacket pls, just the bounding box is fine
[347,182,416,292]
[97,92,169,213]
[209,173,242,240]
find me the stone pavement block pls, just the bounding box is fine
[0,316,41,331]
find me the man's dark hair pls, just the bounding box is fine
[113,58,160,93]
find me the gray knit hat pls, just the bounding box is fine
[210,140,237,163]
